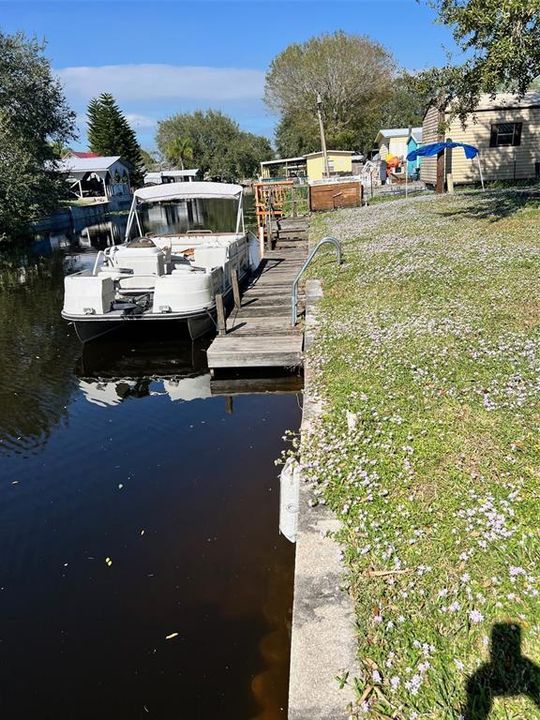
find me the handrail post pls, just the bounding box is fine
[291,236,342,326]
[92,250,104,276]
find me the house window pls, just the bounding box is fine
[490,122,522,147]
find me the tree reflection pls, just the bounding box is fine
[0,251,81,453]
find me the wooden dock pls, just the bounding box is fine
[207,219,308,371]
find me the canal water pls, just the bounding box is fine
[0,200,301,719]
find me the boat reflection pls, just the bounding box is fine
[76,338,212,406]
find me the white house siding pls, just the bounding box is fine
[445,106,540,183]
[421,106,440,185]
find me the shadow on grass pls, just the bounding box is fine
[439,189,540,222]
[462,623,540,719]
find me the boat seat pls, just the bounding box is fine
[119,275,157,290]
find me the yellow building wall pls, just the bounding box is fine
[306,153,352,181]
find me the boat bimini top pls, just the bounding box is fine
[125,181,245,240]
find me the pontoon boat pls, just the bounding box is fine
[62,182,257,342]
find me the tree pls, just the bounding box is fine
[156,110,272,181]
[164,136,194,170]
[275,112,320,158]
[87,93,144,185]
[232,131,273,179]
[379,72,434,130]
[430,0,540,111]
[0,31,75,240]
[265,31,395,154]
[140,148,161,172]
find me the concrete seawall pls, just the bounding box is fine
[288,279,359,720]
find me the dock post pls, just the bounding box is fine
[216,293,226,336]
[266,208,273,250]
[231,268,241,309]
[258,226,265,260]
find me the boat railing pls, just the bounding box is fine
[92,251,105,276]
[291,236,342,325]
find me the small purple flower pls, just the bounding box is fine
[469,609,484,624]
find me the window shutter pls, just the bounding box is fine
[513,123,523,146]
[490,125,498,147]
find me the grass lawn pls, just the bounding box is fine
[304,188,540,719]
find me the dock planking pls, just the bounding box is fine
[207,225,308,371]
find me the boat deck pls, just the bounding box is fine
[207,232,308,371]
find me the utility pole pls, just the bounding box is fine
[316,93,330,178]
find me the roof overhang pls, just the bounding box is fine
[260,156,306,166]
[304,150,354,158]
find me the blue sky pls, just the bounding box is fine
[1,1,459,150]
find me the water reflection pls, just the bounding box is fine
[0,251,82,453]
[31,195,256,256]
[77,338,212,407]
[0,226,298,719]
[140,197,242,235]
[77,218,127,248]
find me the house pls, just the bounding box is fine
[421,92,540,186]
[260,150,355,183]
[407,129,423,177]
[375,128,422,162]
[305,150,354,181]
[260,156,308,181]
[144,169,199,185]
[58,155,132,200]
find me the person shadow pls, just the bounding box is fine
[463,623,540,719]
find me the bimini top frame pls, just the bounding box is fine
[125,181,245,240]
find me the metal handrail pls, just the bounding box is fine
[291,236,342,325]
[92,250,105,276]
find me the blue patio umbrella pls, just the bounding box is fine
[406,140,484,191]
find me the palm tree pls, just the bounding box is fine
[166,136,194,170]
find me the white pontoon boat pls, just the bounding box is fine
[62,182,256,342]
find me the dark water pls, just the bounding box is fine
[0,205,300,720]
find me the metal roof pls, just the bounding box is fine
[377,127,422,139]
[304,150,354,157]
[260,156,306,166]
[460,91,540,111]
[134,181,243,203]
[57,156,124,173]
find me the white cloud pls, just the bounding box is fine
[125,113,157,129]
[56,64,265,102]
